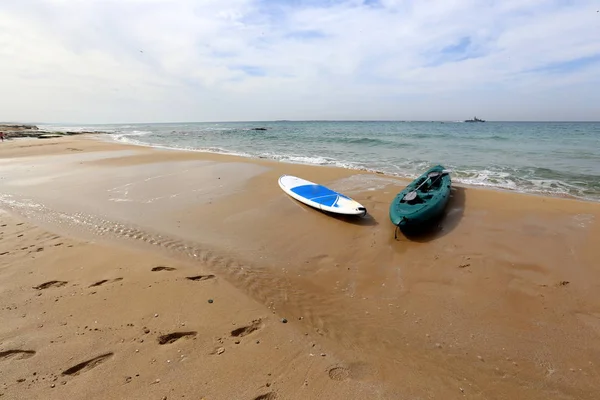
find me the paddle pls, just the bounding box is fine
[402,169,452,202]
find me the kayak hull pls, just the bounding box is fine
[389,165,451,229]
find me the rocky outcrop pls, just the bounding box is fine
[37,134,63,139]
[0,124,105,139]
[0,124,38,131]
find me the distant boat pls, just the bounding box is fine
[464,116,485,123]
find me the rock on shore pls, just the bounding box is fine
[0,124,104,139]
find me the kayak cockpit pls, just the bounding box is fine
[401,175,442,204]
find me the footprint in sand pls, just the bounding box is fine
[231,319,263,338]
[151,266,176,272]
[0,350,36,361]
[332,362,375,382]
[88,278,123,288]
[33,281,68,290]
[328,366,350,381]
[307,254,334,264]
[62,353,113,376]
[186,275,215,281]
[157,331,197,345]
[253,393,277,400]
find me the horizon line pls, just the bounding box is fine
[4,119,600,125]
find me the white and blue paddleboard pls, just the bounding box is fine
[278,175,367,216]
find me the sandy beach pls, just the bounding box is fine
[2,136,600,400]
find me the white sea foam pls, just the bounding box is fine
[109,133,252,158]
[0,194,45,210]
[110,132,595,199]
[94,123,599,202]
[112,130,152,143]
[454,169,518,190]
[262,153,365,170]
[37,124,116,133]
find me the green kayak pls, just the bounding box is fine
[389,165,452,229]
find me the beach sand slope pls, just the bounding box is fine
[1,136,600,399]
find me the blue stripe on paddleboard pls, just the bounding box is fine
[290,184,349,207]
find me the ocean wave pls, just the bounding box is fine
[112,130,152,144]
[348,137,388,145]
[449,167,598,200]
[198,127,240,132]
[117,130,152,137]
[455,135,509,141]
[262,153,365,170]
[453,169,516,188]
[408,132,452,139]
[108,133,251,158]
[37,124,117,133]
[101,129,600,202]
[166,127,275,137]
[334,136,411,148]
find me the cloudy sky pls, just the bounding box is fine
[1,0,599,123]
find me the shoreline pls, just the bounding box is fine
[115,133,600,205]
[4,122,598,203]
[104,133,597,204]
[2,132,597,207]
[1,136,600,399]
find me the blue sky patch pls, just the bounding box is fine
[363,0,381,6]
[284,29,327,40]
[529,54,600,74]
[425,36,486,66]
[441,36,471,55]
[230,65,267,77]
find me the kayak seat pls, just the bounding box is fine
[419,192,433,199]
[403,194,426,205]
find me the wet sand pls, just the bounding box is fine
[1,136,600,399]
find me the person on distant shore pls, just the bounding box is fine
[0,132,4,142]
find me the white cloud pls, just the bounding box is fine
[0,0,599,123]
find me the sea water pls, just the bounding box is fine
[39,121,600,201]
